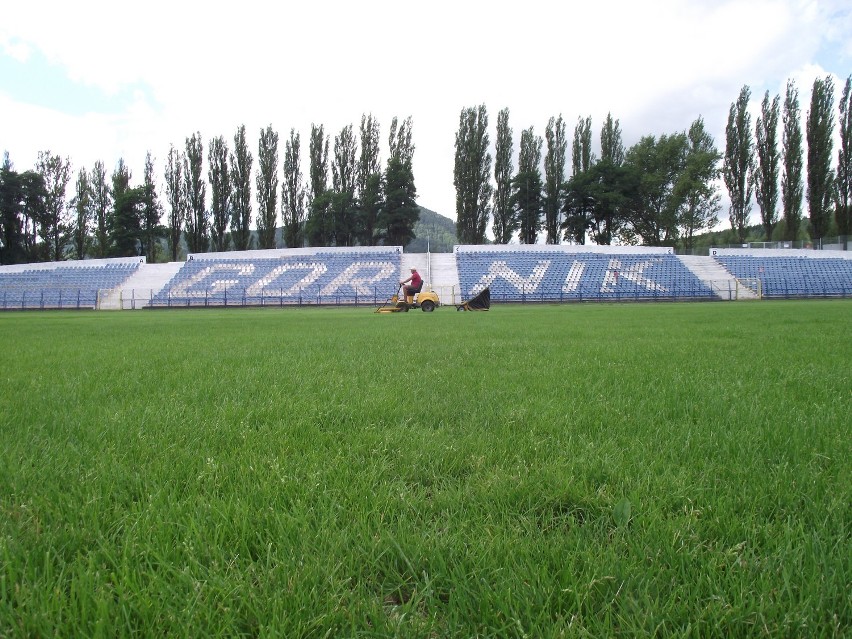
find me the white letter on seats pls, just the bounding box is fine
[320,262,396,296]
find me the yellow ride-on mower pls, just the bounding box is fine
[375,285,440,313]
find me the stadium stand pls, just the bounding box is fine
[454,245,717,302]
[150,248,402,307]
[4,245,850,311]
[0,260,141,309]
[712,249,852,298]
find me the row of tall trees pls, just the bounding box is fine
[0,151,161,264]
[454,106,721,248]
[0,115,418,265]
[454,74,852,247]
[724,76,850,244]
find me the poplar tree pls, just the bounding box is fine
[19,170,47,260]
[0,154,29,264]
[140,152,162,262]
[563,116,595,243]
[600,112,625,166]
[836,75,852,245]
[282,128,306,248]
[164,145,185,260]
[256,124,279,249]
[35,150,72,261]
[306,123,332,246]
[806,75,835,243]
[782,80,804,241]
[331,124,358,246]
[543,114,567,244]
[512,126,543,244]
[454,105,492,244]
[230,125,253,252]
[90,160,111,258]
[71,167,91,260]
[723,85,754,243]
[572,116,594,175]
[754,91,781,241]
[587,112,627,245]
[378,116,419,247]
[183,132,208,254]
[492,107,515,243]
[208,135,230,252]
[356,114,382,246]
[110,158,143,257]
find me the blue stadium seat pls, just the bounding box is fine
[455,250,715,302]
[151,251,401,307]
[714,255,852,298]
[0,262,140,309]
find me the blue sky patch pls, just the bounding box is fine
[0,48,156,116]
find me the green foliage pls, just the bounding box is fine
[492,108,515,244]
[755,91,781,241]
[110,158,143,257]
[229,125,253,252]
[34,150,72,261]
[183,133,208,254]
[70,166,91,260]
[513,127,544,244]
[544,115,568,244]
[807,76,835,241]
[256,125,279,250]
[306,124,331,246]
[140,152,164,263]
[724,85,755,243]
[355,173,383,247]
[110,185,144,257]
[782,80,805,242]
[90,160,111,258]
[282,128,306,249]
[677,117,722,249]
[0,301,849,636]
[0,154,44,264]
[331,124,357,246]
[623,133,688,246]
[306,190,334,247]
[572,115,594,175]
[164,146,185,261]
[356,115,383,246]
[837,76,852,239]
[208,136,230,252]
[454,105,492,244]
[379,156,418,247]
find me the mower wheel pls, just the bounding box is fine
[420,300,436,312]
[457,305,466,311]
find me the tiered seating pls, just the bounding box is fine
[0,263,140,309]
[455,249,716,302]
[150,251,401,307]
[714,255,852,298]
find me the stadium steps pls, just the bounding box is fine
[678,255,758,300]
[99,262,185,309]
[399,252,461,305]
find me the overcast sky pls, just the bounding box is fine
[1,0,851,233]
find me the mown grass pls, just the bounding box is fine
[0,301,849,637]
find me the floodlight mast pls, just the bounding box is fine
[427,234,431,288]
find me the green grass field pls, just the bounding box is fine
[1,301,849,637]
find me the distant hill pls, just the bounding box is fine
[407,206,458,253]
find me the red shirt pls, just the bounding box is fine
[410,271,422,288]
